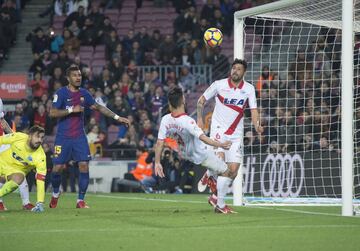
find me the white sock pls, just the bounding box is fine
[0,183,3,202]
[216,176,233,208]
[52,192,60,198]
[19,179,30,205]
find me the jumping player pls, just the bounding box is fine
[155,86,236,213]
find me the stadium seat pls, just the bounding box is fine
[93,51,105,60]
[80,46,94,53]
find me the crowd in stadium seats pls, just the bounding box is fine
[19,0,270,159]
[0,0,25,62]
[246,28,344,154]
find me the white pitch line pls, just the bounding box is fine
[1,224,359,235]
[90,194,206,204]
[90,194,360,218]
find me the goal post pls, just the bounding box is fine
[232,0,357,216]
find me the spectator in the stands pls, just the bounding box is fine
[49,28,64,54]
[54,0,75,16]
[200,0,216,23]
[64,5,86,29]
[29,71,48,99]
[108,56,124,81]
[63,28,80,54]
[88,4,105,29]
[73,0,88,14]
[33,103,47,129]
[94,67,114,90]
[179,65,196,91]
[122,29,136,55]
[48,66,67,93]
[78,17,96,46]
[48,49,72,73]
[29,53,46,75]
[134,27,151,52]
[148,29,162,51]
[31,27,50,54]
[158,35,177,64]
[111,42,129,65]
[104,29,120,60]
[129,41,144,65]
[205,46,229,79]
[73,55,88,72]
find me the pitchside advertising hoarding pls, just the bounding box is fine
[195,150,343,197]
[0,74,27,100]
[242,151,342,197]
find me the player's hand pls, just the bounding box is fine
[154,162,165,178]
[220,141,232,150]
[117,116,130,127]
[197,119,204,129]
[31,202,44,213]
[72,105,84,113]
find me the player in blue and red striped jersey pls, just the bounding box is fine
[49,65,130,209]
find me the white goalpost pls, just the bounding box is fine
[233,0,358,216]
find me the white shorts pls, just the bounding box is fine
[200,149,228,174]
[210,129,243,163]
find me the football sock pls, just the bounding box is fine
[19,179,30,205]
[78,172,89,201]
[216,176,232,208]
[51,172,62,196]
[0,180,19,198]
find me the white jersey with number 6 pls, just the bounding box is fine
[203,78,257,142]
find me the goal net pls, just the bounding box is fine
[232,0,360,206]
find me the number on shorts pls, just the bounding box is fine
[54,145,62,154]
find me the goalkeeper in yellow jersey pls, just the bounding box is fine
[0,125,46,212]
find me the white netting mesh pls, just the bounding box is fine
[235,0,360,202]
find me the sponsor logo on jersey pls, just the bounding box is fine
[223,98,245,106]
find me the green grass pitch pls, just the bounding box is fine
[1,193,360,251]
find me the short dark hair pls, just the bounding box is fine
[232,58,247,71]
[66,65,80,77]
[28,125,45,135]
[167,86,183,109]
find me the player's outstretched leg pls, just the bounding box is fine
[19,179,34,210]
[49,165,64,208]
[77,162,90,209]
[215,176,236,214]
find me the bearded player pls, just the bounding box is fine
[49,65,130,209]
[0,98,35,211]
[197,59,263,208]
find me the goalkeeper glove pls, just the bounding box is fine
[31,202,44,213]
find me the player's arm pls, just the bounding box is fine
[196,95,206,129]
[91,102,130,127]
[248,85,263,134]
[0,132,21,145]
[49,106,83,118]
[34,157,47,204]
[50,92,83,118]
[197,81,218,128]
[199,134,231,150]
[0,118,12,133]
[154,139,165,178]
[250,109,263,134]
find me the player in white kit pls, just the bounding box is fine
[196,59,263,207]
[0,98,35,211]
[155,86,236,213]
